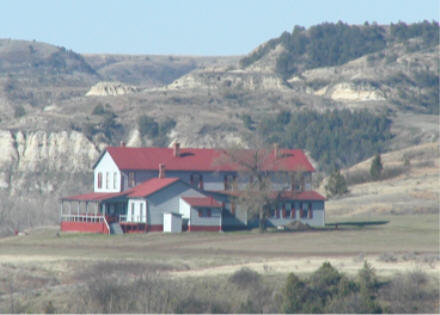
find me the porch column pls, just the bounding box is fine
[219,208,222,232]
[60,200,63,223]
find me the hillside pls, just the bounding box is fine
[323,142,439,217]
[0,21,438,235]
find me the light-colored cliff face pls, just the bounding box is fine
[315,82,386,101]
[166,66,288,91]
[0,130,99,189]
[86,81,138,96]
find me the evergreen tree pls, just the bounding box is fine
[282,273,308,313]
[370,154,383,180]
[325,169,348,197]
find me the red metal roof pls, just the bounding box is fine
[277,190,326,201]
[62,178,182,200]
[103,146,315,172]
[181,196,222,208]
[127,177,180,198]
[61,191,130,201]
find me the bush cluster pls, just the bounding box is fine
[137,115,176,146]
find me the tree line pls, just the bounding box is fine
[252,109,392,172]
[240,21,439,79]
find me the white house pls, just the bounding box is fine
[60,143,326,233]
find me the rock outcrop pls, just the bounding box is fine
[86,81,138,96]
[0,129,99,190]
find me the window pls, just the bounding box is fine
[291,173,304,192]
[113,172,118,189]
[230,201,235,216]
[190,174,204,189]
[308,202,313,219]
[224,174,236,191]
[106,172,110,189]
[291,204,296,219]
[139,203,143,222]
[300,202,308,219]
[128,172,135,188]
[198,208,212,217]
[97,172,102,189]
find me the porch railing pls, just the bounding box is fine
[61,214,106,223]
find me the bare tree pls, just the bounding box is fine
[215,139,291,232]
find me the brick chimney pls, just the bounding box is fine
[173,142,180,157]
[158,163,165,178]
[273,143,279,159]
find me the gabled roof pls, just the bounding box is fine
[97,146,315,172]
[127,177,180,198]
[62,178,182,201]
[181,196,222,208]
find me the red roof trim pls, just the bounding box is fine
[181,196,222,208]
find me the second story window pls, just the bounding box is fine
[113,172,118,189]
[224,174,236,191]
[105,172,110,189]
[190,174,204,189]
[291,173,304,192]
[128,172,135,188]
[97,172,102,189]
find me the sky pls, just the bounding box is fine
[1,0,438,56]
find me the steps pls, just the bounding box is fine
[110,222,124,235]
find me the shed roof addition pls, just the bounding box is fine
[181,196,223,208]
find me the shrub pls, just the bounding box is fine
[14,105,26,118]
[383,271,438,313]
[370,154,383,180]
[138,115,159,138]
[325,169,348,197]
[92,103,106,115]
[282,273,309,313]
[228,267,261,289]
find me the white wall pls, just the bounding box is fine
[127,199,147,223]
[94,152,121,193]
[179,198,192,219]
[163,213,182,233]
[188,206,222,227]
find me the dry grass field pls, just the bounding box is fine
[0,212,438,313]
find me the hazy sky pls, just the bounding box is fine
[1,0,438,55]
